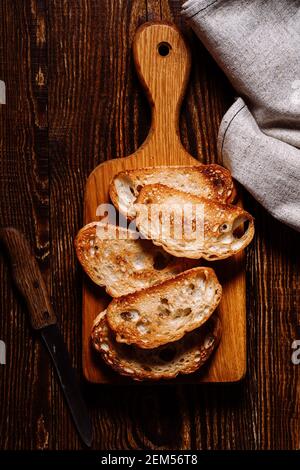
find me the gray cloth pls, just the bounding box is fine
[0,80,5,105]
[181,0,300,231]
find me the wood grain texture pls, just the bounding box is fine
[0,228,57,330]
[0,0,52,451]
[0,0,299,450]
[83,21,247,385]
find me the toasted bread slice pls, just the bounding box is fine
[75,222,197,297]
[135,184,254,260]
[109,165,236,219]
[106,267,222,349]
[92,311,221,381]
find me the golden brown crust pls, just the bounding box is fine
[91,311,222,381]
[75,222,198,297]
[135,184,254,260]
[106,267,222,349]
[109,165,236,220]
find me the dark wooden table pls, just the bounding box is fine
[0,0,299,451]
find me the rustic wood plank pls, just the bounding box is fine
[0,0,51,450]
[146,0,162,21]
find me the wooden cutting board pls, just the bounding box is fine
[82,22,246,384]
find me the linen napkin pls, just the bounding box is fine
[181,0,300,231]
[0,80,5,105]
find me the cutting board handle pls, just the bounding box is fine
[133,22,191,152]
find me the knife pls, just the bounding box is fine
[0,227,93,447]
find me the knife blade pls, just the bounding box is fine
[0,227,93,447]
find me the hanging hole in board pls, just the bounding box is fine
[157,42,171,57]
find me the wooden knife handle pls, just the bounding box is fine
[0,227,57,329]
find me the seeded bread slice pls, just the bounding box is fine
[106,267,222,349]
[135,184,254,260]
[109,165,236,219]
[92,311,221,381]
[75,222,197,297]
